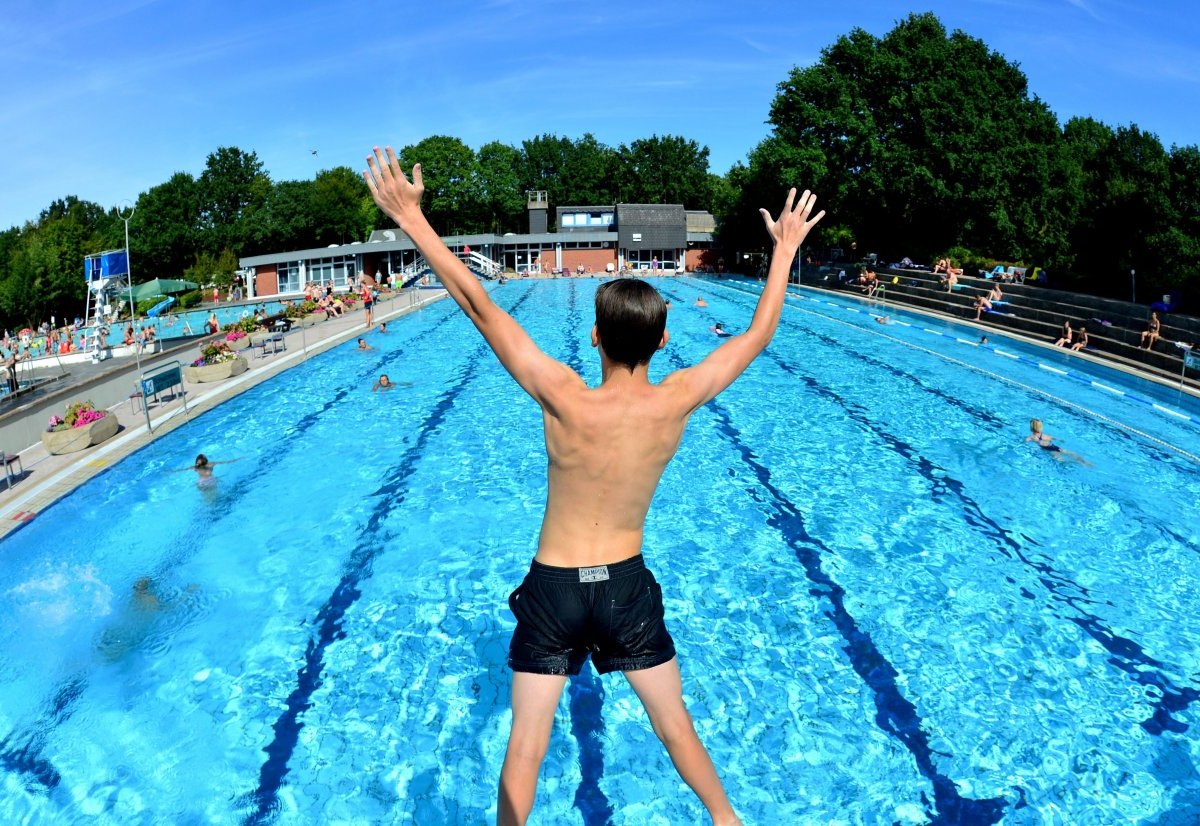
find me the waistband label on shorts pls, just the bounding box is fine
[579,565,610,583]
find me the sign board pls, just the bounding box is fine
[1185,349,1200,370]
[85,250,129,281]
[142,366,181,397]
[139,361,188,432]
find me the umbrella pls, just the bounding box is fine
[128,278,199,301]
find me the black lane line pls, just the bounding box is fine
[0,305,464,795]
[665,346,1009,824]
[759,348,1200,738]
[657,284,1005,430]
[558,281,615,826]
[0,303,465,792]
[676,282,1200,737]
[241,290,534,824]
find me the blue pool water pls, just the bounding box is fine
[1,278,1198,824]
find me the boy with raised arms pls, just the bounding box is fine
[364,146,823,825]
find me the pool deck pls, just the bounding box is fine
[0,288,448,541]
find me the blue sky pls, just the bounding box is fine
[2,0,1197,231]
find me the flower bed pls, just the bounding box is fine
[182,342,250,383]
[42,401,119,455]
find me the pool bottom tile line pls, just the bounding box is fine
[240,290,535,825]
[665,348,1010,824]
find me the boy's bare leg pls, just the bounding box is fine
[498,672,567,826]
[624,659,742,825]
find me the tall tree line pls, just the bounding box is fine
[721,12,1199,302]
[0,135,713,330]
[2,12,1197,330]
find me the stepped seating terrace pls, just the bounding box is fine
[800,266,1200,392]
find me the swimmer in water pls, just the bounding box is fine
[874,315,891,325]
[1025,419,1091,466]
[694,296,707,308]
[710,322,733,337]
[174,454,241,492]
[357,337,373,350]
[378,322,388,333]
[372,374,394,392]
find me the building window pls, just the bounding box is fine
[561,211,614,227]
[277,262,301,293]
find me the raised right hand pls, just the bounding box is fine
[364,147,425,231]
[759,189,824,251]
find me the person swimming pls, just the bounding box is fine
[173,454,241,492]
[1025,419,1091,466]
[710,322,733,337]
[372,374,393,392]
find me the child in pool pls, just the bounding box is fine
[1026,419,1090,466]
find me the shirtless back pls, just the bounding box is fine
[365,145,823,826]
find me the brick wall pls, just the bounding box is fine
[254,265,278,297]
[561,248,617,273]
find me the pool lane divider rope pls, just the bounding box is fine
[242,289,537,824]
[703,279,1200,465]
[683,279,1200,739]
[0,299,467,798]
[0,292,452,535]
[661,341,1009,823]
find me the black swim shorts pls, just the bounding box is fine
[507,555,676,676]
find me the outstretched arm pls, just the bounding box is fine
[364,147,572,405]
[668,189,824,410]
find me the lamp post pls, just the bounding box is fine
[1131,269,1136,305]
[117,201,141,372]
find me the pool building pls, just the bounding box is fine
[239,192,721,295]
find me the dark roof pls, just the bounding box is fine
[616,204,686,250]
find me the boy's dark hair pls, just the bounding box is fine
[594,279,667,368]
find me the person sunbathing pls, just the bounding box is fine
[1140,312,1161,350]
[973,294,992,320]
[1053,320,1073,347]
[859,269,878,296]
[1071,326,1089,351]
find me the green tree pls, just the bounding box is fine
[130,172,202,279]
[310,166,373,246]
[395,136,477,236]
[242,179,317,256]
[759,12,1064,264]
[1063,120,1181,298]
[521,134,617,226]
[184,248,241,291]
[197,146,269,253]
[474,141,525,234]
[0,197,118,328]
[614,135,712,207]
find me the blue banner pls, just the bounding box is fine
[1185,349,1199,370]
[84,250,129,281]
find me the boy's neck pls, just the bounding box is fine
[598,354,653,386]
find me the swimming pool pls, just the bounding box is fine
[1,278,1198,824]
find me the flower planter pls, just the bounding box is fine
[226,337,251,351]
[41,414,119,455]
[183,355,249,384]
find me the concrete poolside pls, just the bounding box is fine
[0,288,448,541]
